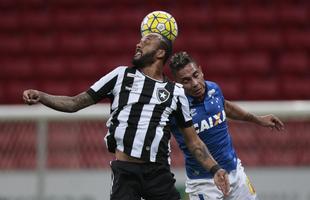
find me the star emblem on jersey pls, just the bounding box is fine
[156,88,170,103]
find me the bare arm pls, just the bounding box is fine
[180,126,230,196]
[224,100,284,131]
[23,89,95,112]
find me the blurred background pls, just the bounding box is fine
[0,0,309,199]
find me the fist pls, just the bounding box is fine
[23,89,40,105]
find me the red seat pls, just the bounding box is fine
[17,0,43,8]
[202,53,236,75]
[25,34,57,55]
[213,6,245,25]
[39,80,73,95]
[85,10,118,30]
[0,83,5,104]
[68,57,100,78]
[217,32,249,51]
[214,78,242,100]
[53,10,87,30]
[5,81,37,104]
[90,34,122,54]
[278,5,308,25]
[277,52,309,74]
[249,30,283,50]
[58,33,91,54]
[71,80,94,94]
[0,59,34,79]
[284,30,310,50]
[184,33,217,52]
[243,78,279,100]
[0,35,24,55]
[281,77,310,99]
[176,7,210,28]
[237,52,271,74]
[20,11,51,31]
[0,12,20,31]
[34,58,68,78]
[262,148,297,166]
[237,149,261,166]
[245,6,277,26]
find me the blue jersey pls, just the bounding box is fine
[171,81,237,179]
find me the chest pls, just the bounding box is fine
[190,94,226,133]
[116,73,175,107]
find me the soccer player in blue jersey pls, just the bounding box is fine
[169,52,284,200]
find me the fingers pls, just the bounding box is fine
[271,115,285,131]
[221,172,230,197]
[215,169,230,197]
[262,115,284,131]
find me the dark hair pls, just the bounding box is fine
[169,51,195,75]
[158,36,173,64]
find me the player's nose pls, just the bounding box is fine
[136,40,142,49]
[192,79,199,88]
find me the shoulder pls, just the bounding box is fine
[113,66,129,73]
[175,82,183,88]
[206,80,220,89]
[103,66,130,77]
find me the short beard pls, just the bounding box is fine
[132,50,157,69]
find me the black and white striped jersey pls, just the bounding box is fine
[87,66,192,164]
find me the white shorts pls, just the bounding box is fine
[185,159,258,200]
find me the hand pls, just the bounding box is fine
[23,89,40,105]
[214,168,230,197]
[257,114,284,131]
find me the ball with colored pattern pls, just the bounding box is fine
[141,11,178,42]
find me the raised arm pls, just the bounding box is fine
[23,89,95,112]
[224,100,284,131]
[179,125,230,196]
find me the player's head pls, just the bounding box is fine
[169,51,205,101]
[132,33,172,69]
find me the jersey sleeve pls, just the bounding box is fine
[173,87,193,128]
[86,66,124,103]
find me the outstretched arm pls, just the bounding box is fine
[180,126,230,196]
[23,89,95,112]
[224,100,284,131]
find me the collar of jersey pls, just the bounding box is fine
[136,69,168,83]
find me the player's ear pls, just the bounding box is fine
[198,65,204,76]
[156,49,166,60]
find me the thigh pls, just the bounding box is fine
[142,164,181,200]
[227,162,259,200]
[186,178,223,200]
[110,160,141,200]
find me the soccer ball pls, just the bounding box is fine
[141,11,178,42]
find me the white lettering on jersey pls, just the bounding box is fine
[194,110,226,134]
[190,108,197,117]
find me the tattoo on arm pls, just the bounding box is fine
[73,92,95,110]
[244,112,257,122]
[192,144,210,163]
[40,92,95,112]
[190,142,219,171]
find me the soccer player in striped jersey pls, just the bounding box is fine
[169,52,284,200]
[23,33,230,200]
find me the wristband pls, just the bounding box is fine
[210,164,221,175]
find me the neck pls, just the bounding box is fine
[140,62,164,81]
[196,94,205,102]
